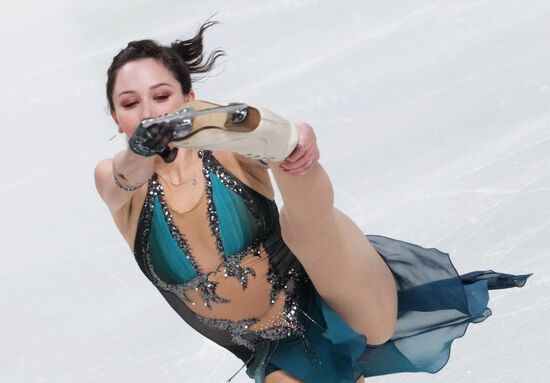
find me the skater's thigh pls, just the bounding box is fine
[281,207,398,344]
[265,369,303,383]
[265,370,364,382]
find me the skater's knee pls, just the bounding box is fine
[364,331,393,346]
[356,305,397,346]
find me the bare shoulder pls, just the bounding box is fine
[211,151,275,201]
[94,158,147,251]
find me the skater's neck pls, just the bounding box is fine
[153,148,201,179]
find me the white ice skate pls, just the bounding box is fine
[137,100,299,162]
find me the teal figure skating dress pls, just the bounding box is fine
[132,150,532,383]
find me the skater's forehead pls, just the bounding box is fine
[114,58,179,97]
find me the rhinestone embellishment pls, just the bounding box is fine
[133,150,309,352]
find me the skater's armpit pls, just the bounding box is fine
[94,158,136,221]
[212,151,275,201]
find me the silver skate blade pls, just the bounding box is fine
[140,103,249,129]
[139,103,249,140]
[191,103,249,118]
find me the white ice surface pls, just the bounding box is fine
[0,0,548,382]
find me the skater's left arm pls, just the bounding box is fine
[279,122,320,175]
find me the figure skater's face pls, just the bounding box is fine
[110,57,195,137]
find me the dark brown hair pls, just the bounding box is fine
[106,19,225,112]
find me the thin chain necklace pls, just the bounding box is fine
[156,171,198,187]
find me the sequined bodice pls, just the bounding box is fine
[133,150,310,360]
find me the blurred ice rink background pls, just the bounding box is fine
[0,0,548,382]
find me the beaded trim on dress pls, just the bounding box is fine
[133,150,310,351]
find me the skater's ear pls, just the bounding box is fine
[185,89,196,102]
[111,110,118,124]
[110,110,121,130]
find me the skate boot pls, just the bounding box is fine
[136,100,299,162]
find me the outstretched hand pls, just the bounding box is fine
[279,122,320,175]
[128,121,179,163]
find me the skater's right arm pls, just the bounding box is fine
[94,149,155,217]
[95,121,178,218]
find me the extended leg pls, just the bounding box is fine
[265,369,365,383]
[270,161,398,345]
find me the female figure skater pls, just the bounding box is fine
[94,20,532,383]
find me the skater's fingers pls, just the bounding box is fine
[284,144,306,163]
[290,155,316,175]
[291,150,319,174]
[282,122,319,170]
[295,164,314,176]
[151,123,174,146]
[285,144,314,168]
[151,133,174,154]
[168,147,179,162]
[289,121,318,161]
[158,147,171,161]
[149,122,172,137]
[160,147,179,163]
[282,152,307,170]
[149,124,160,136]
[158,124,175,140]
[158,122,173,133]
[151,132,167,148]
[286,156,309,173]
[144,125,161,145]
[161,124,177,142]
[284,149,306,166]
[305,154,318,169]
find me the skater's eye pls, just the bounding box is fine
[122,101,138,109]
[154,94,170,102]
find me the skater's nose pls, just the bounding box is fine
[140,100,161,121]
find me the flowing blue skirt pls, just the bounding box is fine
[246,234,532,383]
